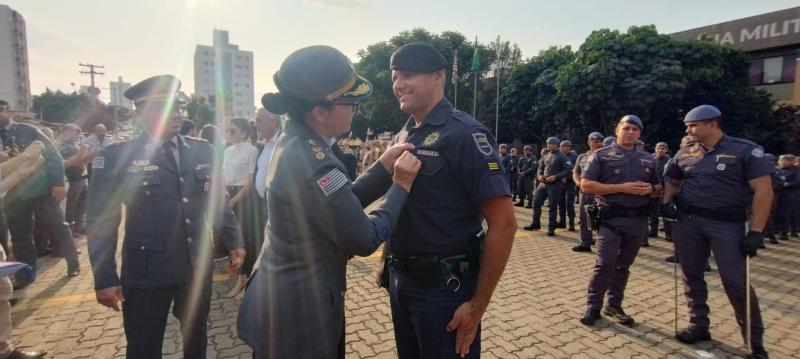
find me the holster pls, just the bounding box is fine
[387,233,484,289]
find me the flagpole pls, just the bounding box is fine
[472,36,478,117]
[453,48,458,108]
[495,35,500,139]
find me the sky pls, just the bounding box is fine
[5,0,798,105]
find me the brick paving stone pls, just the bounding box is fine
[4,207,799,358]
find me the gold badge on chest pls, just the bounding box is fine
[422,131,440,147]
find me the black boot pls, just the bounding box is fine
[746,345,769,359]
[523,223,540,231]
[675,325,711,344]
[603,307,635,326]
[579,308,601,326]
[514,201,524,207]
[556,220,566,229]
[568,218,575,232]
[524,202,532,209]
[665,255,678,263]
[572,245,592,253]
[546,229,556,236]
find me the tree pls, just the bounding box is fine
[354,28,503,138]
[31,89,82,124]
[186,94,216,128]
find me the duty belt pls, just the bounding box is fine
[598,204,650,219]
[387,234,483,289]
[678,205,747,223]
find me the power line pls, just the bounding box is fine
[78,63,105,88]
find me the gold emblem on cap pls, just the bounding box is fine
[342,82,370,97]
[423,131,440,147]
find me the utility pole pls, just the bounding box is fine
[79,63,105,88]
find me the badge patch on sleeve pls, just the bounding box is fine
[472,133,493,155]
[487,161,500,171]
[751,148,764,158]
[316,168,348,197]
[92,156,105,169]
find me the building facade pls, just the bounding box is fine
[671,6,800,106]
[194,29,255,118]
[0,5,31,111]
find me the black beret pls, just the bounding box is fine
[263,45,372,113]
[390,43,447,73]
[124,74,182,104]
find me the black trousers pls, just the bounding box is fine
[5,194,78,283]
[122,279,212,359]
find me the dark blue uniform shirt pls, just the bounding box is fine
[390,99,510,257]
[582,143,660,207]
[664,135,773,209]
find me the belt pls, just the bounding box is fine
[599,204,650,219]
[388,235,483,288]
[678,205,747,223]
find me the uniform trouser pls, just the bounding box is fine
[790,192,800,233]
[586,217,647,310]
[0,245,14,358]
[558,183,576,224]
[122,279,212,359]
[516,176,533,204]
[648,198,673,238]
[532,183,563,230]
[675,215,764,346]
[65,179,88,227]
[774,195,792,235]
[389,267,480,359]
[509,173,518,196]
[578,193,594,247]
[5,195,78,284]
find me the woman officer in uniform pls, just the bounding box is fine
[238,45,421,359]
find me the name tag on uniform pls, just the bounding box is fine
[416,149,439,157]
[93,156,105,169]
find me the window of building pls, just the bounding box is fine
[748,55,797,86]
[763,57,783,84]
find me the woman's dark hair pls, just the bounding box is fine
[199,124,220,143]
[262,93,330,122]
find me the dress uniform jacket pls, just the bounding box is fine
[238,119,408,358]
[87,134,244,290]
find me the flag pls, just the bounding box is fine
[471,39,480,73]
[452,49,458,85]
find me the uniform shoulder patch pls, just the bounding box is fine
[472,133,493,156]
[92,156,105,169]
[751,147,764,158]
[487,161,500,171]
[316,168,349,197]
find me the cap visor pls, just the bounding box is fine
[333,75,372,102]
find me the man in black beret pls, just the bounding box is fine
[86,74,245,358]
[382,42,516,358]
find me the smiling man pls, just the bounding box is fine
[383,43,516,359]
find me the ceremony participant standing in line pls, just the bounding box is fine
[87,75,245,359]
[557,140,577,231]
[572,132,604,252]
[238,45,421,359]
[515,145,535,208]
[525,137,571,236]
[579,115,659,327]
[661,105,772,359]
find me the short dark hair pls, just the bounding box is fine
[180,119,196,136]
[0,99,8,108]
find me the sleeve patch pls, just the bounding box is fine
[316,168,349,197]
[487,161,500,171]
[92,156,105,169]
[472,133,493,156]
[751,148,764,158]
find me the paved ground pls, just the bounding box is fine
[7,206,800,358]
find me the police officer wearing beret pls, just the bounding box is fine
[0,99,80,288]
[557,140,577,231]
[648,142,672,241]
[524,137,572,236]
[386,42,516,358]
[508,147,519,202]
[86,75,246,358]
[661,105,773,359]
[579,115,660,327]
[237,45,421,359]
[603,136,616,147]
[515,145,536,208]
[775,154,799,241]
[572,132,604,252]
[499,144,514,196]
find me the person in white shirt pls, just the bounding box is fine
[223,117,259,296]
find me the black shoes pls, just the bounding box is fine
[556,221,566,229]
[523,223,540,231]
[524,204,532,209]
[572,245,592,253]
[603,307,635,326]
[7,350,47,359]
[514,202,524,207]
[67,264,80,277]
[665,256,678,263]
[675,325,711,344]
[546,229,556,236]
[567,224,575,232]
[647,232,658,238]
[579,308,601,326]
[747,345,769,359]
